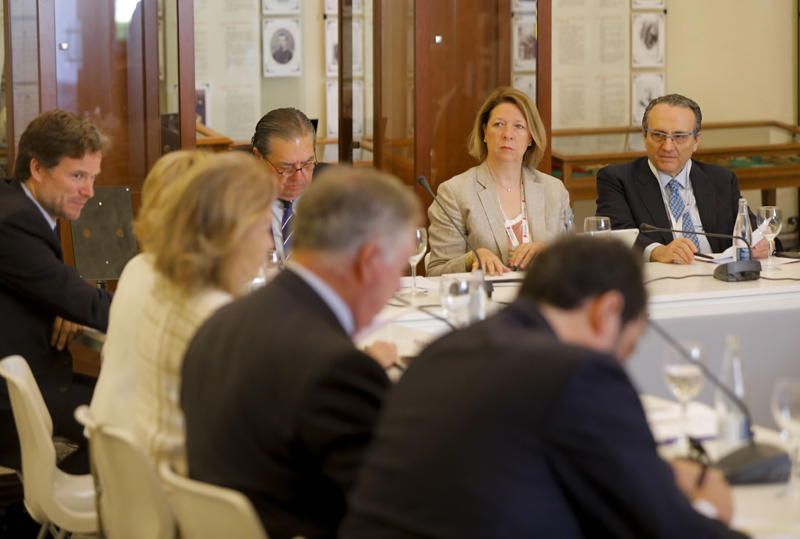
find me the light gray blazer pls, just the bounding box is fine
[427,162,570,276]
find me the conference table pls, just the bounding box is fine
[365,258,800,429]
[359,260,800,538]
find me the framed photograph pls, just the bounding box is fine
[353,18,363,77]
[324,0,363,15]
[512,0,537,13]
[632,0,665,8]
[352,79,364,138]
[632,12,665,68]
[512,15,537,71]
[263,0,299,15]
[325,18,338,77]
[263,18,302,77]
[326,79,338,137]
[195,84,210,125]
[631,72,665,126]
[512,74,537,103]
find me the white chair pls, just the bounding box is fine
[159,461,269,539]
[0,355,97,539]
[74,405,175,539]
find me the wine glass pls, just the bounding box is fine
[407,228,428,297]
[663,342,705,454]
[584,216,611,235]
[771,378,800,496]
[250,249,282,291]
[560,207,575,236]
[758,206,783,270]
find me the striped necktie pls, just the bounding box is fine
[667,179,700,249]
[281,199,294,256]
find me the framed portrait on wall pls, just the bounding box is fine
[512,14,537,71]
[513,74,537,103]
[325,18,338,77]
[263,18,302,77]
[631,72,665,125]
[632,0,665,9]
[632,12,665,68]
[263,0,299,15]
[326,79,338,137]
[512,0,537,13]
[353,18,363,77]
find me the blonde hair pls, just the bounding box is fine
[149,152,277,294]
[134,150,212,250]
[466,86,547,170]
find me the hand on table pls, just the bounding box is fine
[471,248,510,276]
[363,340,399,370]
[51,316,84,351]
[751,239,769,260]
[671,459,734,524]
[651,238,698,265]
[508,241,546,270]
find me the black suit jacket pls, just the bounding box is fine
[596,157,746,253]
[181,269,389,539]
[341,299,747,539]
[0,179,112,467]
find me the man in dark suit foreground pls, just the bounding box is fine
[596,93,767,264]
[0,110,113,471]
[181,166,420,539]
[342,236,747,538]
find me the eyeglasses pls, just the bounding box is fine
[264,156,317,178]
[645,129,697,145]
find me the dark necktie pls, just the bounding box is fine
[281,199,294,256]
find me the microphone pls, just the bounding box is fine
[649,320,791,485]
[639,223,761,282]
[416,176,493,298]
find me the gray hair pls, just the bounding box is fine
[294,166,422,260]
[251,108,315,157]
[641,93,702,134]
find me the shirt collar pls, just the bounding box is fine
[648,159,692,190]
[20,180,57,230]
[285,260,355,337]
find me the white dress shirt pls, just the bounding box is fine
[643,159,713,260]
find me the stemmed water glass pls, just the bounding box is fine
[406,227,428,297]
[584,216,611,235]
[758,206,783,270]
[772,378,800,497]
[663,342,705,454]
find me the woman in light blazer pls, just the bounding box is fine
[427,86,570,276]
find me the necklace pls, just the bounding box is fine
[487,164,520,193]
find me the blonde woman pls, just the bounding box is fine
[90,150,210,433]
[135,152,277,472]
[427,86,570,276]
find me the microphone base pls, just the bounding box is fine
[716,442,791,485]
[713,260,761,282]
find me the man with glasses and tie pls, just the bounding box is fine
[596,93,768,264]
[251,108,318,262]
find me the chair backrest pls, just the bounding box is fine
[0,355,56,524]
[159,462,269,539]
[74,406,174,539]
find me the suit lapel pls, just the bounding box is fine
[475,164,510,262]
[523,169,546,240]
[634,158,673,245]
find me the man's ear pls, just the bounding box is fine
[252,147,262,159]
[588,290,625,346]
[352,240,382,285]
[29,158,45,184]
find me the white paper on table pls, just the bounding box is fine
[696,220,769,265]
[643,399,718,444]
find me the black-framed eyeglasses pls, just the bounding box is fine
[645,129,697,145]
[264,156,317,178]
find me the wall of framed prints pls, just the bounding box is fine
[511,0,538,103]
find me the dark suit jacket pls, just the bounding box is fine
[596,157,747,253]
[341,299,747,539]
[181,269,389,539]
[0,179,112,467]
